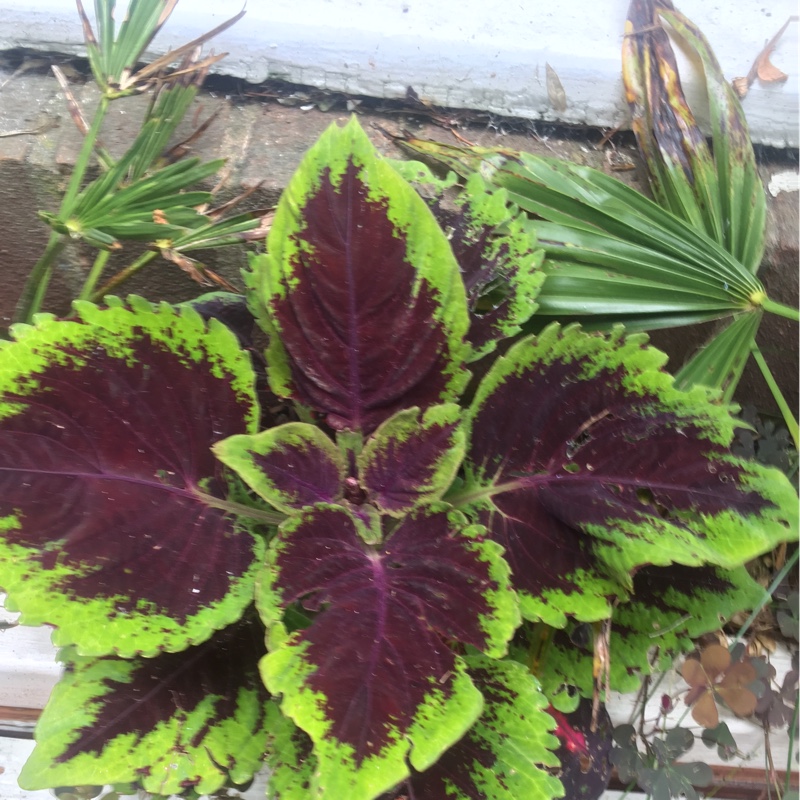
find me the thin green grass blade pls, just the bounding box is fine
[751,342,800,449]
[525,309,730,333]
[126,85,199,182]
[504,156,760,297]
[109,0,169,84]
[533,222,750,303]
[94,0,114,75]
[674,311,762,400]
[173,214,264,250]
[536,264,744,316]
[76,159,222,221]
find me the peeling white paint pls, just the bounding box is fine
[769,170,800,196]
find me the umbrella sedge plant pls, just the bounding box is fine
[11,0,263,331]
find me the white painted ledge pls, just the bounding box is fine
[0,0,796,147]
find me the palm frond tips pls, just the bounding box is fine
[76,0,244,97]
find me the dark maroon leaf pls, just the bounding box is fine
[19,616,271,796]
[427,174,544,359]
[359,404,465,515]
[0,302,263,656]
[250,118,469,434]
[184,291,255,348]
[463,325,792,625]
[182,291,285,430]
[384,655,562,800]
[215,423,346,514]
[259,503,517,797]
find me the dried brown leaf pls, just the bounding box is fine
[732,16,797,97]
[52,65,88,135]
[717,685,757,718]
[719,660,757,689]
[132,9,245,87]
[681,656,707,688]
[74,0,98,47]
[205,183,266,220]
[700,643,732,680]
[545,62,567,112]
[161,249,213,285]
[732,76,750,99]
[164,106,221,164]
[201,266,239,293]
[691,691,720,728]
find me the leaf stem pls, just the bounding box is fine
[750,342,800,450]
[762,298,800,322]
[786,699,799,795]
[90,250,158,302]
[11,231,66,326]
[13,94,111,324]
[61,94,111,217]
[729,548,799,648]
[193,489,286,526]
[446,478,526,508]
[78,249,112,302]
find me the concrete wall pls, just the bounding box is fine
[0,0,797,147]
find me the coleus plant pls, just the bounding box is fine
[0,118,797,800]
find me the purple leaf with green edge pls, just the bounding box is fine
[611,563,766,687]
[215,423,345,514]
[436,174,544,360]
[264,703,317,800]
[256,503,520,800]
[534,624,595,712]
[536,564,765,705]
[460,323,798,626]
[359,404,465,516]
[0,298,264,657]
[246,116,470,434]
[386,655,563,800]
[178,292,288,433]
[18,615,271,797]
[550,698,612,800]
[392,162,545,361]
[180,291,256,350]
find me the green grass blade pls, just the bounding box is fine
[93,0,114,77]
[508,155,760,296]
[751,342,800,449]
[126,85,199,181]
[535,266,743,319]
[71,145,141,217]
[77,159,221,220]
[110,0,170,84]
[533,221,751,303]
[674,311,762,400]
[172,214,264,250]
